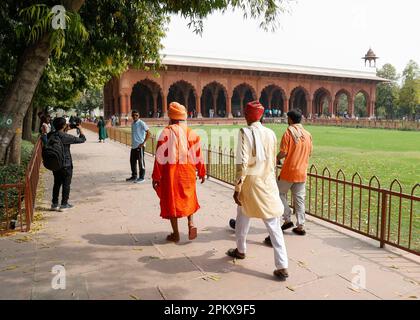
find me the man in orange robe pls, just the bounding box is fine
[152,102,206,242]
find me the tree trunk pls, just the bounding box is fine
[0,36,52,164]
[22,104,33,142]
[8,119,23,165]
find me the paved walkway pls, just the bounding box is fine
[0,129,419,300]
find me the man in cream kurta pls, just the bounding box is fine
[227,101,289,280]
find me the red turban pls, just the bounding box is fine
[244,101,264,122]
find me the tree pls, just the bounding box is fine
[354,93,368,118]
[376,63,400,119]
[0,0,290,164]
[74,89,103,117]
[398,60,420,120]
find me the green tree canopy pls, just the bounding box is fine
[376,63,400,119]
[0,0,290,164]
[398,60,420,119]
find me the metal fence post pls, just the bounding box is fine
[207,145,211,180]
[379,191,388,248]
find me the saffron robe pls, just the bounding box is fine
[152,123,206,219]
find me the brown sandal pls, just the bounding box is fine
[226,248,246,259]
[273,269,289,280]
[166,233,180,243]
[188,226,197,240]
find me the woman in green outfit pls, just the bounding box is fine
[97,116,108,143]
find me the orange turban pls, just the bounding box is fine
[168,102,187,120]
[244,100,264,122]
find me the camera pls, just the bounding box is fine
[69,116,82,129]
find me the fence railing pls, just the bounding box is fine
[0,138,43,234]
[303,119,420,131]
[84,125,420,255]
[23,138,43,231]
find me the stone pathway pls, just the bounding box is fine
[0,129,419,300]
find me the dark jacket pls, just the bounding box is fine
[49,131,86,168]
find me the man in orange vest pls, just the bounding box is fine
[264,108,313,245]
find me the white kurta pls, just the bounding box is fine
[235,122,284,220]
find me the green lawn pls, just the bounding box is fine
[124,123,420,191]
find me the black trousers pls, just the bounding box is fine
[52,167,73,205]
[130,147,145,179]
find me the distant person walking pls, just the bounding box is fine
[265,108,313,245]
[152,102,206,243]
[97,116,108,143]
[227,101,289,280]
[126,110,150,183]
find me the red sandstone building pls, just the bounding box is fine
[103,55,385,119]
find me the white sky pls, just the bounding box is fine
[162,0,420,75]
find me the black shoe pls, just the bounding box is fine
[229,219,236,230]
[292,227,306,236]
[273,269,289,281]
[126,176,136,182]
[264,236,272,247]
[281,221,294,231]
[60,203,74,211]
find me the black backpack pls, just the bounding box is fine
[42,132,64,171]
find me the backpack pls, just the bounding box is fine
[42,132,64,171]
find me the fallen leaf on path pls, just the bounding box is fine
[408,296,418,299]
[389,265,399,270]
[13,236,32,243]
[297,261,307,268]
[347,287,360,293]
[286,286,295,292]
[130,294,140,300]
[203,275,221,282]
[132,248,143,252]
[1,265,19,272]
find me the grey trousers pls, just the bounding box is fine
[277,179,306,227]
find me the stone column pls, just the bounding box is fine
[369,101,375,119]
[183,89,190,113]
[212,92,218,116]
[162,93,168,119]
[120,94,127,117]
[196,95,202,118]
[239,93,245,117]
[152,92,158,118]
[267,91,273,109]
[349,97,355,118]
[226,95,233,118]
[283,97,289,115]
[307,99,313,117]
[126,94,131,113]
